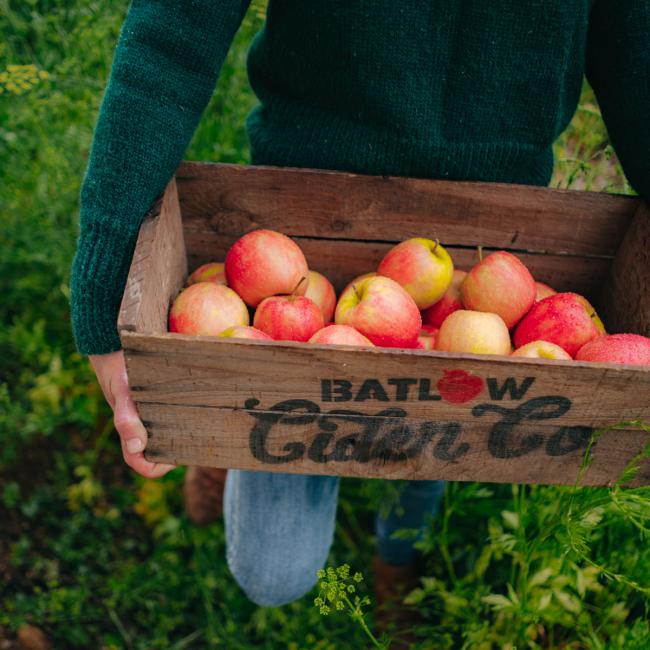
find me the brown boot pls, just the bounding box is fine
[373,555,423,649]
[183,466,227,526]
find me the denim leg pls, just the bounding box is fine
[224,469,340,607]
[375,480,445,565]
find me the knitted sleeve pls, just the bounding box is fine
[586,0,650,199]
[70,0,252,355]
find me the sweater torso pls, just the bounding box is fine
[245,0,591,184]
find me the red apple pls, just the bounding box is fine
[417,325,439,350]
[535,281,556,302]
[308,324,374,347]
[304,270,337,323]
[575,333,650,365]
[225,229,309,307]
[435,310,511,356]
[461,251,535,328]
[218,325,272,340]
[169,282,248,336]
[378,238,454,309]
[422,269,467,328]
[511,340,572,360]
[335,276,421,348]
[254,295,324,341]
[188,262,227,286]
[513,292,605,357]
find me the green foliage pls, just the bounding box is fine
[1,1,647,648]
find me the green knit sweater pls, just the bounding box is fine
[71,0,650,355]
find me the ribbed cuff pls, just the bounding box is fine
[70,221,140,355]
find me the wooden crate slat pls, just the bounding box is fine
[184,230,611,298]
[118,179,187,334]
[600,201,650,336]
[123,332,650,426]
[176,161,639,257]
[137,401,650,488]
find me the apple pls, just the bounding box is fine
[342,272,376,295]
[513,292,605,357]
[417,325,439,350]
[225,229,309,307]
[435,310,511,355]
[377,238,454,309]
[511,340,572,360]
[169,282,248,336]
[254,295,324,341]
[422,269,467,328]
[461,251,535,328]
[188,262,227,286]
[218,325,272,340]
[575,333,650,365]
[308,324,374,347]
[304,270,337,323]
[335,275,421,348]
[535,282,556,302]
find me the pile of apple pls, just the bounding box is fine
[169,229,650,366]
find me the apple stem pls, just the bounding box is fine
[477,245,483,263]
[291,276,307,297]
[432,239,439,254]
[352,283,361,300]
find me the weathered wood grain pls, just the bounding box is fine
[176,161,639,256]
[184,231,611,298]
[600,201,650,336]
[118,178,187,336]
[122,332,650,427]
[137,401,650,487]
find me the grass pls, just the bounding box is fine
[1,1,648,648]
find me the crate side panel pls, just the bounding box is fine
[600,202,650,336]
[176,162,638,256]
[123,333,650,426]
[119,179,187,336]
[138,402,650,487]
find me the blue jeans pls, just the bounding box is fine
[223,470,445,607]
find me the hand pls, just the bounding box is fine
[89,350,176,478]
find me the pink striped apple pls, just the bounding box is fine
[169,283,248,336]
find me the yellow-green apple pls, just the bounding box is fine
[416,325,439,350]
[308,324,374,347]
[422,269,467,328]
[513,292,605,357]
[535,281,556,302]
[169,282,248,336]
[254,295,324,341]
[188,262,227,286]
[461,251,535,328]
[341,272,376,296]
[377,238,454,309]
[335,276,421,347]
[575,333,650,365]
[225,229,309,307]
[435,310,511,355]
[218,325,272,340]
[304,270,337,323]
[511,340,572,360]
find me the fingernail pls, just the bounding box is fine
[126,438,144,453]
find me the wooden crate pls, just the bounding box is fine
[118,162,650,487]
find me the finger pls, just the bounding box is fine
[121,441,176,478]
[113,393,148,454]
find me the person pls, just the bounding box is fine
[71,0,649,629]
